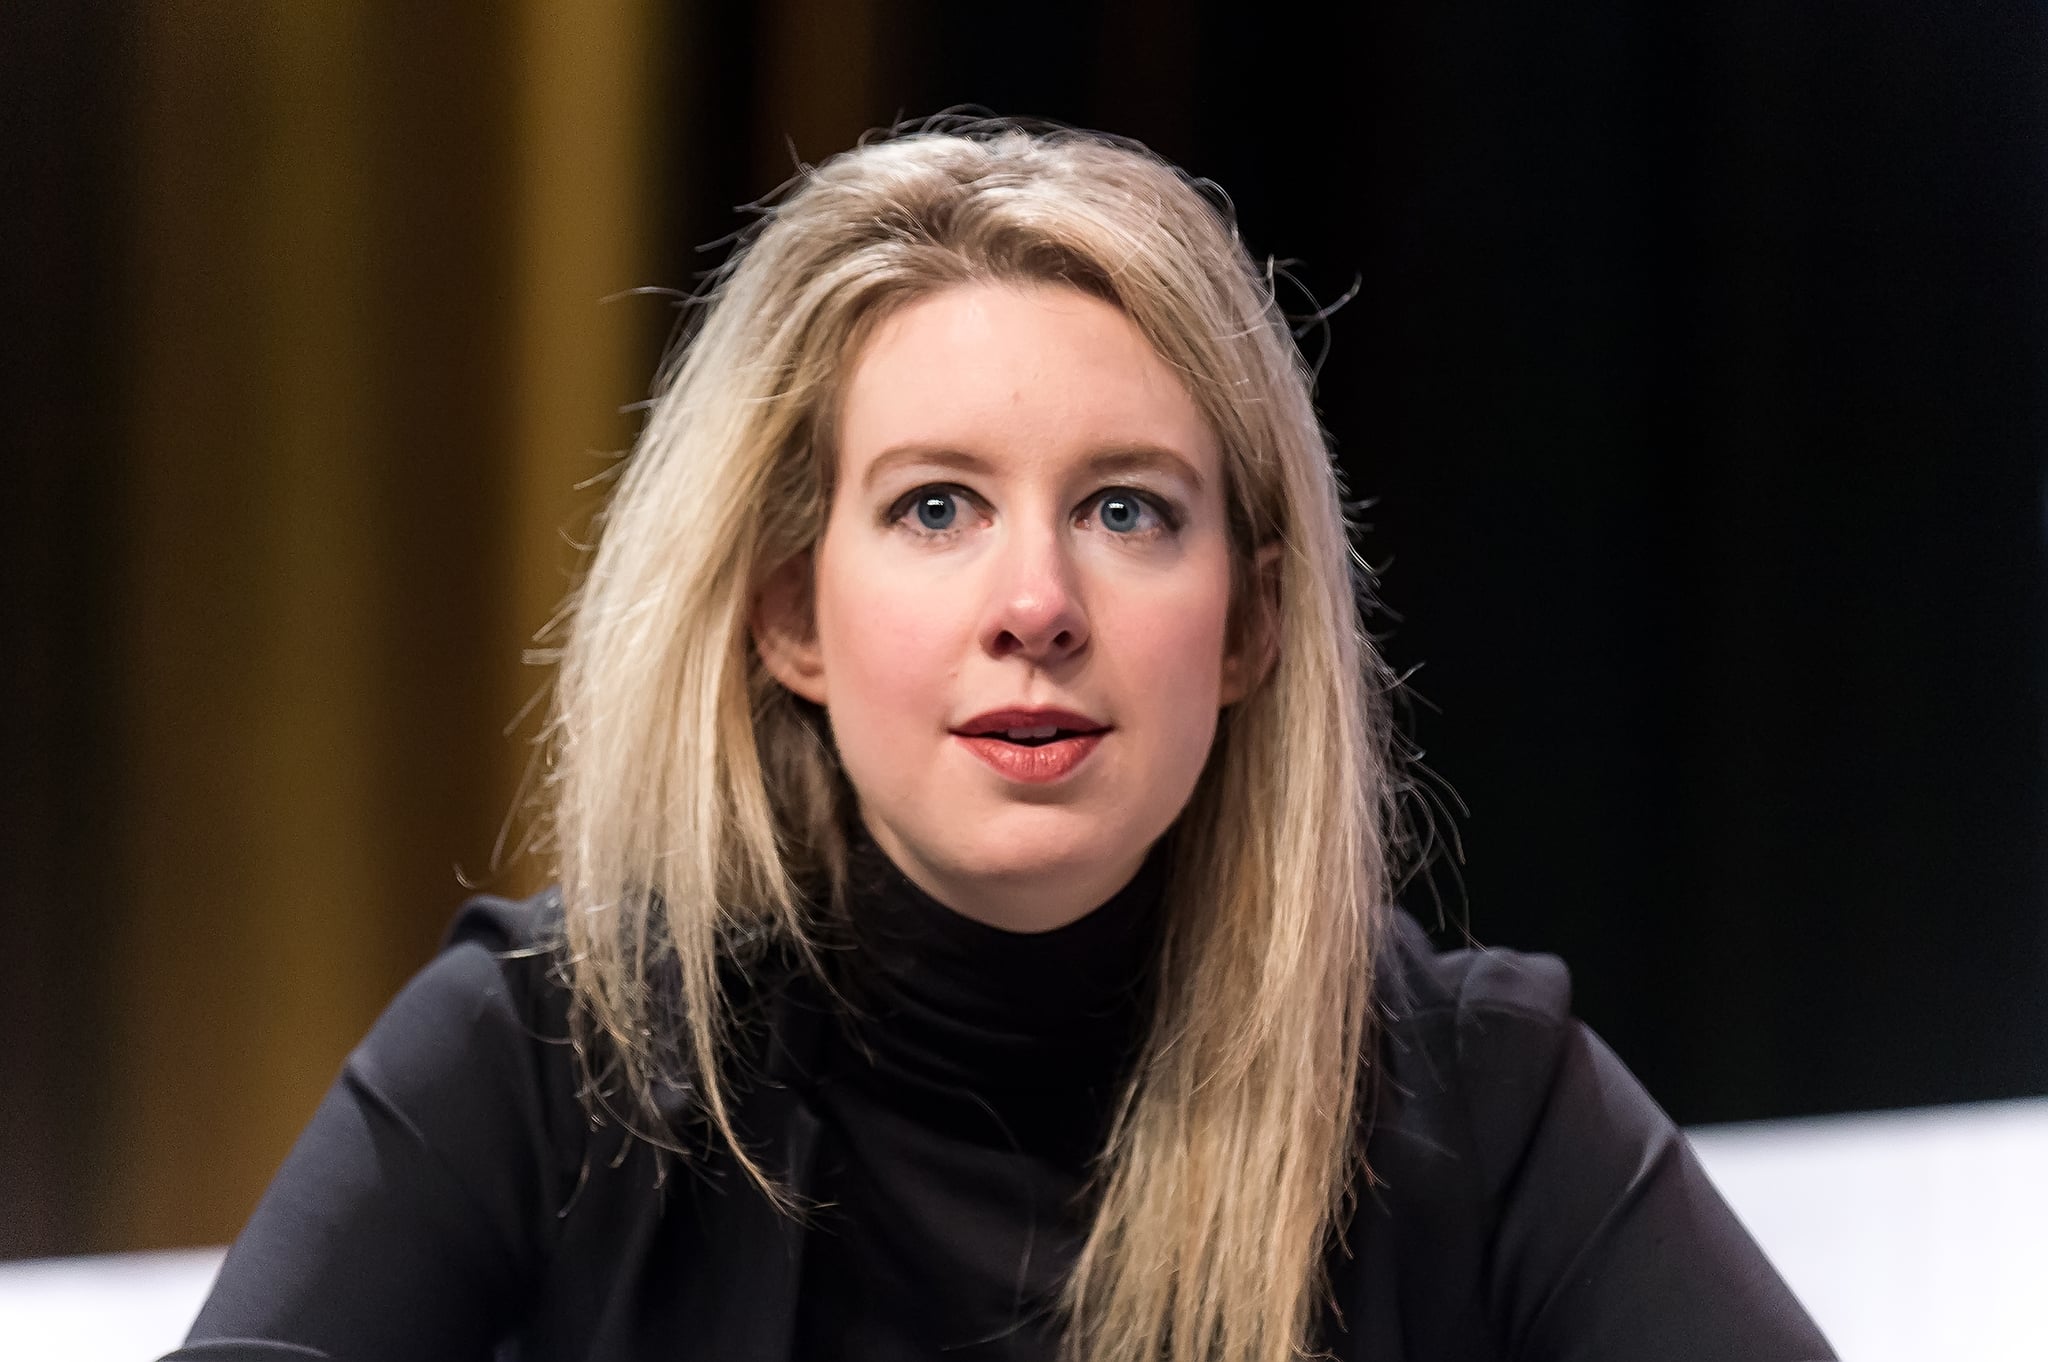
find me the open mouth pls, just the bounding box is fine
[950,715,1111,771]
[994,730,1088,747]
[954,726,1108,783]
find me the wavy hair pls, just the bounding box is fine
[537,119,1401,1362]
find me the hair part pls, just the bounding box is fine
[535,116,1402,1362]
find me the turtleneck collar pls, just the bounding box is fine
[811,820,1174,1163]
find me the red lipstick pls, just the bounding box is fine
[950,706,1111,785]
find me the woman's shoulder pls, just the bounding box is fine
[1377,903,1574,1028]
[351,887,586,1172]
[442,883,568,957]
[1365,906,1588,1203]
[417,886,791,1118]
[1358,908,1838,1360]
[380,887,575,1077]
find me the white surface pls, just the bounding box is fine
[1687,1095,2048,1362]
[3,1099,2044,1361]
[0,1246,223,1362]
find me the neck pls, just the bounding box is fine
[821,814,1173,1163]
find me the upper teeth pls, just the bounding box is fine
[1004,725,1060,740]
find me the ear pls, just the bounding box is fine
[1220,540,1283,707]
[751,549,829,706]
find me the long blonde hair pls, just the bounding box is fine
[539,119,1400,1362]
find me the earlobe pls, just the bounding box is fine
[1220,541,1283,707]
[751,550,829,707]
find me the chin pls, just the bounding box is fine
[975,816,1144,882]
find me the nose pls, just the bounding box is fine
[982,517,1089,665]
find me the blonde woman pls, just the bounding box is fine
[168,122,1836,1362]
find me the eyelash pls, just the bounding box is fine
[886,483,1184,544]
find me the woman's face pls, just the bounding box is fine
[755,281,1275,932]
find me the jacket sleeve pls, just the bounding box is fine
[161,897,570,1362]
[1457,952,1840,1362]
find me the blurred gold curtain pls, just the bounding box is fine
[106,1,664,1251]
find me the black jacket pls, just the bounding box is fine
[167,891,1838,1361]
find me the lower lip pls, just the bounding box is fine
[954,731,1107,784]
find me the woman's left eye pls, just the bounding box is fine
[1088,488,1175,536]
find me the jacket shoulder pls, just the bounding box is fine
[443,884,566,956]
[1349,913,1836,1360]
[1379,904,1574,1027]
[1368,907,1581,1206]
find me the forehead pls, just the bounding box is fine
[835,281,1220,489]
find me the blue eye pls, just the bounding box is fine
[1096,490,1158,535]
[889,484,975,538]
[912,490,959,531]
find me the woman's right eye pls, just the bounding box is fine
[890,484,975,537]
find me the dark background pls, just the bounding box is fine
[6,1,2043,1259]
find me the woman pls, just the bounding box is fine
[168,122,1837,1362]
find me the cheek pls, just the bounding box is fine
[1101,570,1234,735]
[1134,613,1223,687]
[813,548,963,728]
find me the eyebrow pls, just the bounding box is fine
[860,443,1208,495]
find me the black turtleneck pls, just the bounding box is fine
[790,822,1174,1361]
